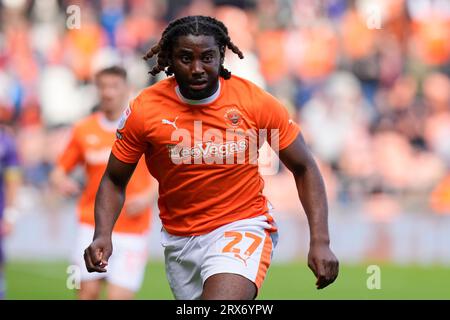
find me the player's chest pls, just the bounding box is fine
[150,104,256,145]
[80,132,114,165]
[147,105,259,164]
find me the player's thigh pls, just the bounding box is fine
[78,279,102,300]
[106,282,134,300]
[200,217,276,299]
[162,230,204,300]
[201,273,256,300]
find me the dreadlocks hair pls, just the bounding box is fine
[143,15,244,79]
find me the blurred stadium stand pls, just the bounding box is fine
[1,0,450,264]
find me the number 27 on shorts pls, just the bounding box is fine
[222,231,262,266]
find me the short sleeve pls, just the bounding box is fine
[3,134,19,168]
[254,89,300,150]
[112,97,147,164]
[58,127,83,173]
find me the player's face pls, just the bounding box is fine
[96,74,128,114]
[171,35,222,100]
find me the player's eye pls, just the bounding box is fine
[202,55,213,63]
[180,55,191,63]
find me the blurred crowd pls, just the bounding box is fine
[1,0,449,220]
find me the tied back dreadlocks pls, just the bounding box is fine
[143,15,244,79]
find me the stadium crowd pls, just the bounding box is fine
[1,0,449,224]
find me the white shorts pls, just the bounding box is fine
[72,223,149,292]
[161,215,278,300]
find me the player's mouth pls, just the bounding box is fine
[189,80,208,91]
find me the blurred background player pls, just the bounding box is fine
[0,116,21,300]
[50,66,155,300]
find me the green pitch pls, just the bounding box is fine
[5,260,450,299]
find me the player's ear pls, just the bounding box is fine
[166,58,173,74]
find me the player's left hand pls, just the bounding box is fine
[307,243,339,289]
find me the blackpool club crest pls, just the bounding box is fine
[224,107,243,128]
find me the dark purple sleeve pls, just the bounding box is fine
[0,132,19,220]
[3,133,19,168]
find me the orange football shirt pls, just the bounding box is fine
[113,75,300,236]
[58,113,152,234]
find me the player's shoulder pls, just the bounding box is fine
[71,113,100,135]
[134,77,176,106]
[225,75,274,113]
[225,74,264,92]
[126,77,177,121]
[226,74,267,98]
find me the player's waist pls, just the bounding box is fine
[159,204,273,237]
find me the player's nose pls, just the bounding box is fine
[191,59,205,75]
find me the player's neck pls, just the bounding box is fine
[175,80,221,106]
[102,110,122,122]
[99,112,121,132]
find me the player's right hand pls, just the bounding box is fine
[84,237,113,273]
[57,178,81,196]
[50,168,81,196]
[0,220,13,237]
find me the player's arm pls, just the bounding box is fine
[279,132,339,289]
[50,129,82,196]
[84,153,137,273]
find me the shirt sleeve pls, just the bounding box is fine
[254,88,301,150]
[2,132,19,169]
[57,127,83,173]
[112,97,147,164]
